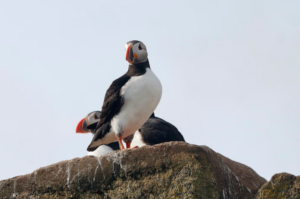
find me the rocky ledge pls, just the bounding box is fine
[0,142,266,199]
[255,172,300,199]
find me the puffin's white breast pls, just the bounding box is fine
[111,68,162,138]
[130,130,147,148]
[87,145,114,157]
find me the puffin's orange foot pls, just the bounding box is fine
[126,142,131,149]
[117,136,125,150]
[130,146,139,149]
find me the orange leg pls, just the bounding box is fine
[117,136,125,150]
[126,142,131,149]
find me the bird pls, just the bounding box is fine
[76,111,119,157]
[87,40,162,151]
[78,111,185,149]
[77,111,134,149]
[128,112,185,148]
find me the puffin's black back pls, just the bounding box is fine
[139,116,185,145]
[107,141,120,150]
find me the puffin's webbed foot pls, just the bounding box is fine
[117,136,126,150]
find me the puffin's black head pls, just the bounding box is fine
[125,40,148,64]
[75,111,101,134]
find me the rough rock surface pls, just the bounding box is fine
[0,142,266,199]
[255,172,300,199]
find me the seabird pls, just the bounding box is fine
[76,111,119,157]
[87,40,162,151]
[127,113,185,148]
[80,111,185,149]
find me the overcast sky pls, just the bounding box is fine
[0,0,299,181]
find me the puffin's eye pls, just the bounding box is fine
[138,44,142,50]
[94,115,98,119]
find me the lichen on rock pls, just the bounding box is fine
[255,172,300,199]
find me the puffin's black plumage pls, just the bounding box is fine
[106,141,120,151]
[89,60,151,151]
[133,113,185,146]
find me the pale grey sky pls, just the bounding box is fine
[0,0,299,181]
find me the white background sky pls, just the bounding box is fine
[0,0,299,181]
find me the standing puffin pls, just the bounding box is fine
[76,111,119,157]
[79,111,185,149]
[87,40,162,151]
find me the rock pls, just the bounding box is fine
[0,142,266,199]
[255,173,300,199]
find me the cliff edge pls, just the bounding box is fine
[0,142,266,199]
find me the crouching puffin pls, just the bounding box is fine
[78,111,185,149]
[127,112,185,148]
[87,40,162,151]
[76,111,119,157]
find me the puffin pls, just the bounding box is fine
[87,40,162,151]
[127,112,185,148]
[76,111,120,157]
[78,111,185,149]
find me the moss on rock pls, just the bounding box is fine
[255,173,300,199]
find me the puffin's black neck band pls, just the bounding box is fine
[127,59,150,76]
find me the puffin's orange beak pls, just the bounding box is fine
[76,118,87,133]
[125,45,132,63]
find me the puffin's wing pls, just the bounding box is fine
[87,123,112,151]
[140,117,185,145]
[87,74,130,151]
[156,117,185,142]
[97,74,130,127]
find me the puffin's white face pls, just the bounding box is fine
[86,111,101,126]
[125,40,148,64]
